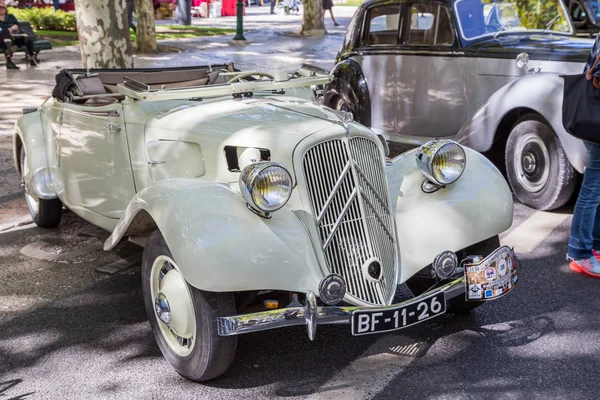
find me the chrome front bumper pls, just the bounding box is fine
[217,278,466,340]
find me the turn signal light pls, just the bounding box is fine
[263,300,279,310]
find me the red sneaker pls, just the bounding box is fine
[570,257,600,278]
[593,249,600,261]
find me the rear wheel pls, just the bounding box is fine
[405,236,501,314]
[505,114,576,211]
[20,148,62,228]
[142,230,238,381]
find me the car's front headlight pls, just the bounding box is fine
[239,162,293,216]
[415,139,466,186]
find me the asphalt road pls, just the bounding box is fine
[1,7,599,399]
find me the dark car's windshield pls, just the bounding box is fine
[454,0,573,41]
[584,0,600,21]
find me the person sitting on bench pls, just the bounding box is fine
[0,1,38,69]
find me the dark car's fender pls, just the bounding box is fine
[324,59,371,127]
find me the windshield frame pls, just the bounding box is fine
[452,0,575,42]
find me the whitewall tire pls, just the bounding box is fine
[142,230,238,381]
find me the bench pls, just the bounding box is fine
[15,21,53,59]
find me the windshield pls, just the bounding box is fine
[584,0,600,21]
[454,0,572,41]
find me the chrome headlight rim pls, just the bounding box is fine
[415,139,467,186]
[239,161,293,214]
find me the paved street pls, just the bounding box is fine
[1,6,600,400]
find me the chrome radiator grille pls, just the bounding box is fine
[302,137,397,305]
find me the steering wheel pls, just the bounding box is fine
[227,71,275,83]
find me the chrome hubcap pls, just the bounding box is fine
[522,154,536,173]
[154,292,172,325]
[150,255,196,357]
[513,133,550,193]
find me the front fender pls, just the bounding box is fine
[456,72,588,173]
[387,147,514,283]
[14,110,57,198]
[104,179,324,293]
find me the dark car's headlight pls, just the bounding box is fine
[416,139,466,186]
[239,162,293,216]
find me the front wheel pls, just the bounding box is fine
[20,148,62,228]
[505,114,577,210]
[142,231,238,381]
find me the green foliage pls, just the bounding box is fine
[336,0,364,6]
[481,0,570,33]
[7,6,77,31]
[514,0,570,32]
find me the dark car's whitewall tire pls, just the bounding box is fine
[20,148,62,228]
[142,230,237,382]
[505,114,576,211]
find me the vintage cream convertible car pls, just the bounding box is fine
[14,64,518,381]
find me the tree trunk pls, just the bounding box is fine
[176,0,192,25]
[134,0,158,53]
[300,0,326,36]
[73,0,133,68]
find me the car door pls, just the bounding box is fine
[394,2,467,140]
[58,102,135,219]
[353,2,403,138]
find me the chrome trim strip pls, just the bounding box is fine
[123,76,151,92]
[217,278,465,337]
[65,109,121,118]
[359,192,394,241]
[354,163,390,214]
[316,161,352,224]
[323,187,358,250]
[117,75,333,101]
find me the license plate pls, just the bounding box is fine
[351,292,446,336]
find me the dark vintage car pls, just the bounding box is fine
[325,0,595,210]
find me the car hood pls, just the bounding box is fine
[140,96,348,182]
[467,35,594,62]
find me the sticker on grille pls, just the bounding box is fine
[302,137,397,305]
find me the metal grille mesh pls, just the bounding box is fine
[302,137,397,305]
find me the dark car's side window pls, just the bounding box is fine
[408,3,454,46]
[363,5,402,46]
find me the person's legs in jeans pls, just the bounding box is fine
[568,141,600,274]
